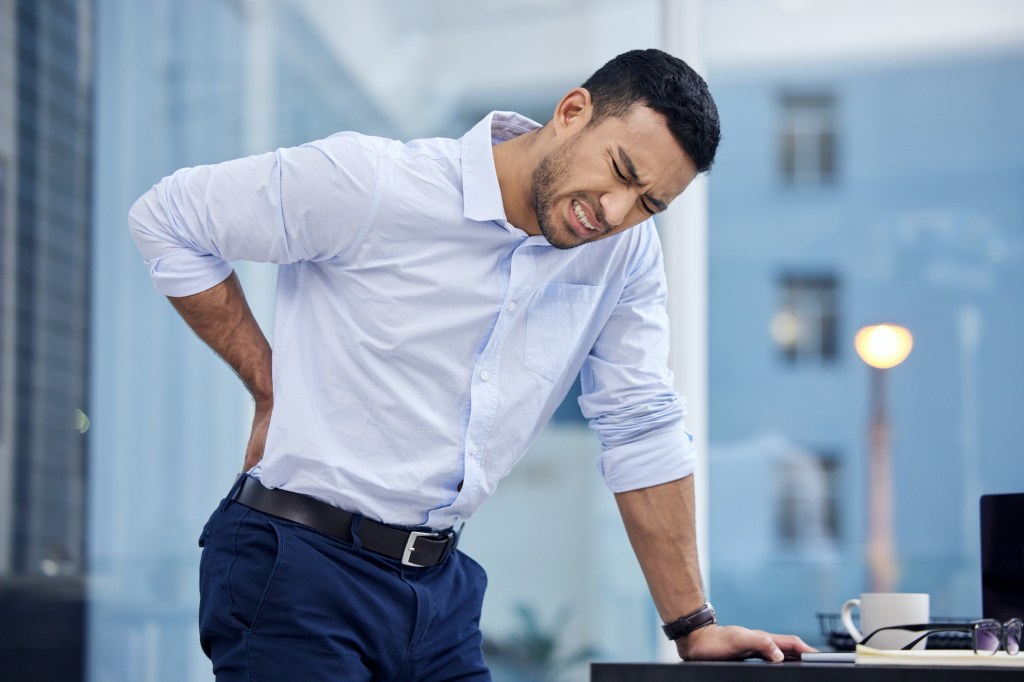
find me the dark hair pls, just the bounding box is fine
[581,49,721,173]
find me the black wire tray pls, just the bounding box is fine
[816,613,973,652]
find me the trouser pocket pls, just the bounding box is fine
[227,509,284,631]
[199,505,285,659]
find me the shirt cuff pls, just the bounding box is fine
[595,427,696,493]
[147,252,234,298]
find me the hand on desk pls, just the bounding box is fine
[678,624,817,663]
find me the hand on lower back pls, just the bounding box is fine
[243,402,273,472]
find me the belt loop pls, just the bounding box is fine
[348,514,363,552]
[452,522,464,553]
[220,473,248,512]
[439,524,463,564]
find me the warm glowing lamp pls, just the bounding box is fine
[855,324,913,369]
[855,323,913,592]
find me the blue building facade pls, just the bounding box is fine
[706,49,1024,643]
[0,0,92,677]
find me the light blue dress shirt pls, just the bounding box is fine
[129,112,695,529]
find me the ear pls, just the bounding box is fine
[551,87,593,136]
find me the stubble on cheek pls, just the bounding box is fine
[530,139,584,250]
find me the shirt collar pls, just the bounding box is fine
[460,111,541,231]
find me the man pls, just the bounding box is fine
[130,49,813,680]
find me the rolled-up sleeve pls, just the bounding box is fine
[128,132,382,297]
[579,224,696,493]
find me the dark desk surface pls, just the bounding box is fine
[591,660,1021,681]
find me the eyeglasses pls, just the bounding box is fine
[860,618,1022,655]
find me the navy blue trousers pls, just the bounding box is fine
[197,490,490,681]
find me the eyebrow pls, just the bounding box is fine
[617,146,668,213]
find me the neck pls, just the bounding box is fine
[492,127,544,234]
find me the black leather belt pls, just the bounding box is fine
[232,476,458,567]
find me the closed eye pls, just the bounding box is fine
[612,159,655,215]
[612,159,629,183]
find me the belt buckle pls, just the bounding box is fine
[401,531,437,567]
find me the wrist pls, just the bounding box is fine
[673,621,719,660]
[250,387,273,409]
[662,602,717,641]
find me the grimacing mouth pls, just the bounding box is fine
[570,196,613,237]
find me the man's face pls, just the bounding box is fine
[529,104,698,250]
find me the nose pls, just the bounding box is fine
[599,188,634,227]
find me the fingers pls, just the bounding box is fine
[745,631,817,662]
[243,424,268,471]
[243,406,273,471]
[755,634,785,662]
[764,633,817,661]
[774,633,818,655]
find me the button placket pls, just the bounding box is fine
[463,244,534,483]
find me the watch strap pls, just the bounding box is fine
[662,602,717,640]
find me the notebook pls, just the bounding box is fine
[980,493,1024,622]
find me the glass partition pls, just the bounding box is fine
[1,1,1020,680]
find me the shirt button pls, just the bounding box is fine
[507,301,517,311]
[480,370,490,382]
[469,444,479,456]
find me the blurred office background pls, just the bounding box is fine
[0,0,1022,680]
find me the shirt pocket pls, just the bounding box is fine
[524,283,604,381]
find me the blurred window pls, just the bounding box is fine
[777,450,841,549]
[779,92,837,186]
[771,273,839,363]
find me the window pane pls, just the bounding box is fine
[779,92,837,186]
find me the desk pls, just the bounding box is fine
[590,661,1021,681]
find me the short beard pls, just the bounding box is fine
[529,136,585,250]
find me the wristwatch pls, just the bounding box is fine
[662,602,717,640]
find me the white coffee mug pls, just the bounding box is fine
[841,592,930,650]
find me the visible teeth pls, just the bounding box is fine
[573,200,597,231]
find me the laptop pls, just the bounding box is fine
[981,493,1024,621]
